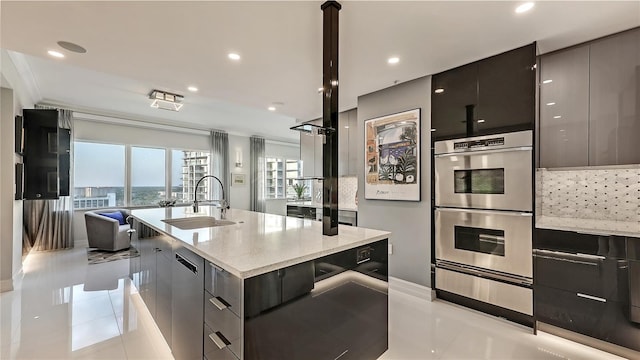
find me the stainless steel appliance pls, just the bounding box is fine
[434,130,534,317]
[434,130,532,212]
[435,208,532,280]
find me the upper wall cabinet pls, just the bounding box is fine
[589,28,640,166]
[539,27,640,167]
[431,43,536,141]
[539,45,590,168]
[23,109,60,199]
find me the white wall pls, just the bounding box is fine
[0,50,34,292]
[357,76,432,288]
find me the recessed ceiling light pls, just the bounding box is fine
[430,128,436,132]
[187,86,198,92]
[546,102,556,106]
[47,50,64,58]
[318,87,324,93]
[228,53,241,60]
[57,41,86,53]
[477,119,486,123]
[553,115,562,119]
[344,126,349,129]
[542,79,553,84]
[434,88,444,94]
[388,57,400,64]
[268,106,276,111]
[515,2,534,14]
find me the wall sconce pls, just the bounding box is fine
[235,150,243,168]
[149,90,184,111]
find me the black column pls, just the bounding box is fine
[321,0,341,236]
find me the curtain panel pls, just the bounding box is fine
[210,130,230,203]
[24,107,74,251]
[250,136,266,212]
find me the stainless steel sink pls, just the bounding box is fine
[162,216,235,230]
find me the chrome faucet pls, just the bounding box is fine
[193,175,229,218]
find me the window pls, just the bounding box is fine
[131,147,166,206]
[74,142,125,209]
[172,150,211,204]
[265,158,307,200]
[73,141,211,209]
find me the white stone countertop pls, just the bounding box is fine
[536,216,640,237]
[130,207,389,279]
[286,201,358,212]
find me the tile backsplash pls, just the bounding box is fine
[311,176,358,209]
[537,168,640,221]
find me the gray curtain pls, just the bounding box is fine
[24,107,74,251]
[210,130,229,203]
[250,136,266,212]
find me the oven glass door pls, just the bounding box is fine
[435,208,532,278]
[435,148,532,211]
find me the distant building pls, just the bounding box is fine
[73,193,116,209]
[181,151,211,202]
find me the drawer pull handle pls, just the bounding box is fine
[209,331,230,350]
[209,296,229,311]
[577,293,606,303]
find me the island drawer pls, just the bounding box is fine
[203,323,239,360]
[205,262,242,317]
[204,290,241,358]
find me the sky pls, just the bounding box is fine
[74,142,184,187]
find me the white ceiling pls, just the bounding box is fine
[1,1,639,143]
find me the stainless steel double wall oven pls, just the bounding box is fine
[434,130,534,317]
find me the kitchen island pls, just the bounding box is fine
[129,206,391,360]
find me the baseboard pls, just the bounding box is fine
[388,276,434,301]
[0,278,14,293]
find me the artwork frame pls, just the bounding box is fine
[364,108,421,201]
[232,173,246,186]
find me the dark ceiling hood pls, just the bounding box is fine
[289,122,334,135]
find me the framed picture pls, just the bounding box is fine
[364,108,420,201]
[232,173,246,186]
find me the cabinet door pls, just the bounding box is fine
[139,236,157,316]
[589,28,640,165]
[338,111,349,176]
[539,45,590,167]
[431,63,478,140]
[58,128,71,196]
[156,250,172,347]
[477,43,536,136]
[23,109,59,199]
[348,109,359,176]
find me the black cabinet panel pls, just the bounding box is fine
[58,128,71,196]
[431,44,535,141]
[477,44,536,135]
[534,253,627,302]
[534,228,626,259]
[431,63,478,140]
[23,109,59,199]
[536,285,640,351]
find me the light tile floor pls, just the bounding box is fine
[0,247,627,359]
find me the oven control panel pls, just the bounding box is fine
[453,137,505,150]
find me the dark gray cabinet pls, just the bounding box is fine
[431,44,536,141]
[539,45,590,168]
[172,246,204,360]
[589,28,640,166]
[23,109,59,199]
[539,27,640,167]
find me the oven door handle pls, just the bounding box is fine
[434,146,532,157]
[478,234,505,244]
[435,207,533,217]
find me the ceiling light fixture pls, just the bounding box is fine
[187,86,198,92]
[268,106,276,111]
[546,102,556,106]
[149,90,184,111]
[57,41,86,53]
[542,79,553,84]
[48,50,64,58]
[553,115,562,119]
[515,2,535,14]
[434,88,444,94]
[228,53,241,60]
[388,57,400,64]
[477,119,486,123]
